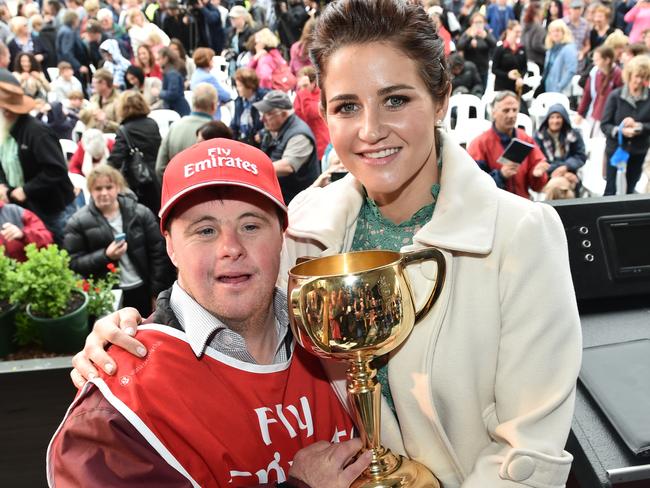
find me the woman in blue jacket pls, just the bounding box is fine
[157,47,190,116]
[543,20,578,94]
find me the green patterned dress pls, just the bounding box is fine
[349,183,441,416]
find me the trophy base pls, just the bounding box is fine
[351,456,440,488]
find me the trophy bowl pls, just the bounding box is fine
[288,249,445,488]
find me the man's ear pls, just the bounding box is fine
[164,232,178,268]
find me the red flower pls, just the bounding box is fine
[107,263,117,273]
[82,280,90,292]
[95,287,101,293]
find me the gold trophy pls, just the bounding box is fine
[288,249,446,488]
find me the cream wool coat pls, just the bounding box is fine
[279,132,582,488]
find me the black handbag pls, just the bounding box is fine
[118,126,153,188]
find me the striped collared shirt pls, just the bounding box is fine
[169,282,291,364]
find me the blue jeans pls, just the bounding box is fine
[38,200,78,246]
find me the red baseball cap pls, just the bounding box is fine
[159,138,287,232]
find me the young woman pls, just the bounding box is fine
[544,20,579,94]
[522,1,546,71]
[577,45,623,137]
[134,44,162,80]
[491,21,527,94]
[168,38,193,81]
[589,5,615,53]
[12,52,49,100]
[456,12,496,88]
[544,0,563,28]
[156,46,191,116]
[124,65,163,108]
[126,7,170,53]
[63,164,173,317]
[248,27,289,90]
[289,18,315,76]
[72,2,581,487]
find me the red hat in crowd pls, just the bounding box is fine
[159,138,287,232]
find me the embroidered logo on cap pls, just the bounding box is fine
[184,147,259,178]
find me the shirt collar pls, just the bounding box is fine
[169,281,291,361]
[190,111,213,119]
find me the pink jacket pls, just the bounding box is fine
[289,42,312,76]
[248,48,286,90]
[624,4,650,43]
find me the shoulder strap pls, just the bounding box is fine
[118,126,134,151]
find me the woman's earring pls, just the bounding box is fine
[435,119,445,129]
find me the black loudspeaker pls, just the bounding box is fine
[548,195,650,301]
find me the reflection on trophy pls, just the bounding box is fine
[288,249,446,488]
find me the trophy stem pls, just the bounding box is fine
[347,357,401,480]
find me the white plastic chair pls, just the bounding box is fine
[529,92,571,127]
[522,65,542,104]
[444,94,485,130]
[184,90,193,110]
[59,138,78,160]
[211,55,230,84]
[635,172,649,193]
[219,101,234,127]
[529,92,572,130]
[72,120,85,142]
[578,136,607,197]
[526,62,541,79]
[68,172,89,206]
[46,67,59,81]
[570,75,583,100]
[148,109,181,138]
[516,113,534,136]
[449,118,491,147]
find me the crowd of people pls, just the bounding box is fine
[0,0,648,260]
[0,0,644,485]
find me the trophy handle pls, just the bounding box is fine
[295,255,317,265]
[401,247,446,323]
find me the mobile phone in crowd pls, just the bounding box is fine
[114,232,126,243]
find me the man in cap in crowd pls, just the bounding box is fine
[49,139,370,487]
[254,90,319,203]
[564,0,590,62]
[0,69,76,244]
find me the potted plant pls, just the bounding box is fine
[10,244,89,353]
[78,263,120,325]
[0,246,19,357]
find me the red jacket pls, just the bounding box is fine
[0,200,53,261]
[467,126,548,198]
[577,66,623,121]
[293,86,330,161]
[48,325,354,487]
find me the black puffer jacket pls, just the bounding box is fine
[63,193,174,295]
[107,115,162,214]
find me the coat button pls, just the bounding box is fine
[507,455,535,481]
